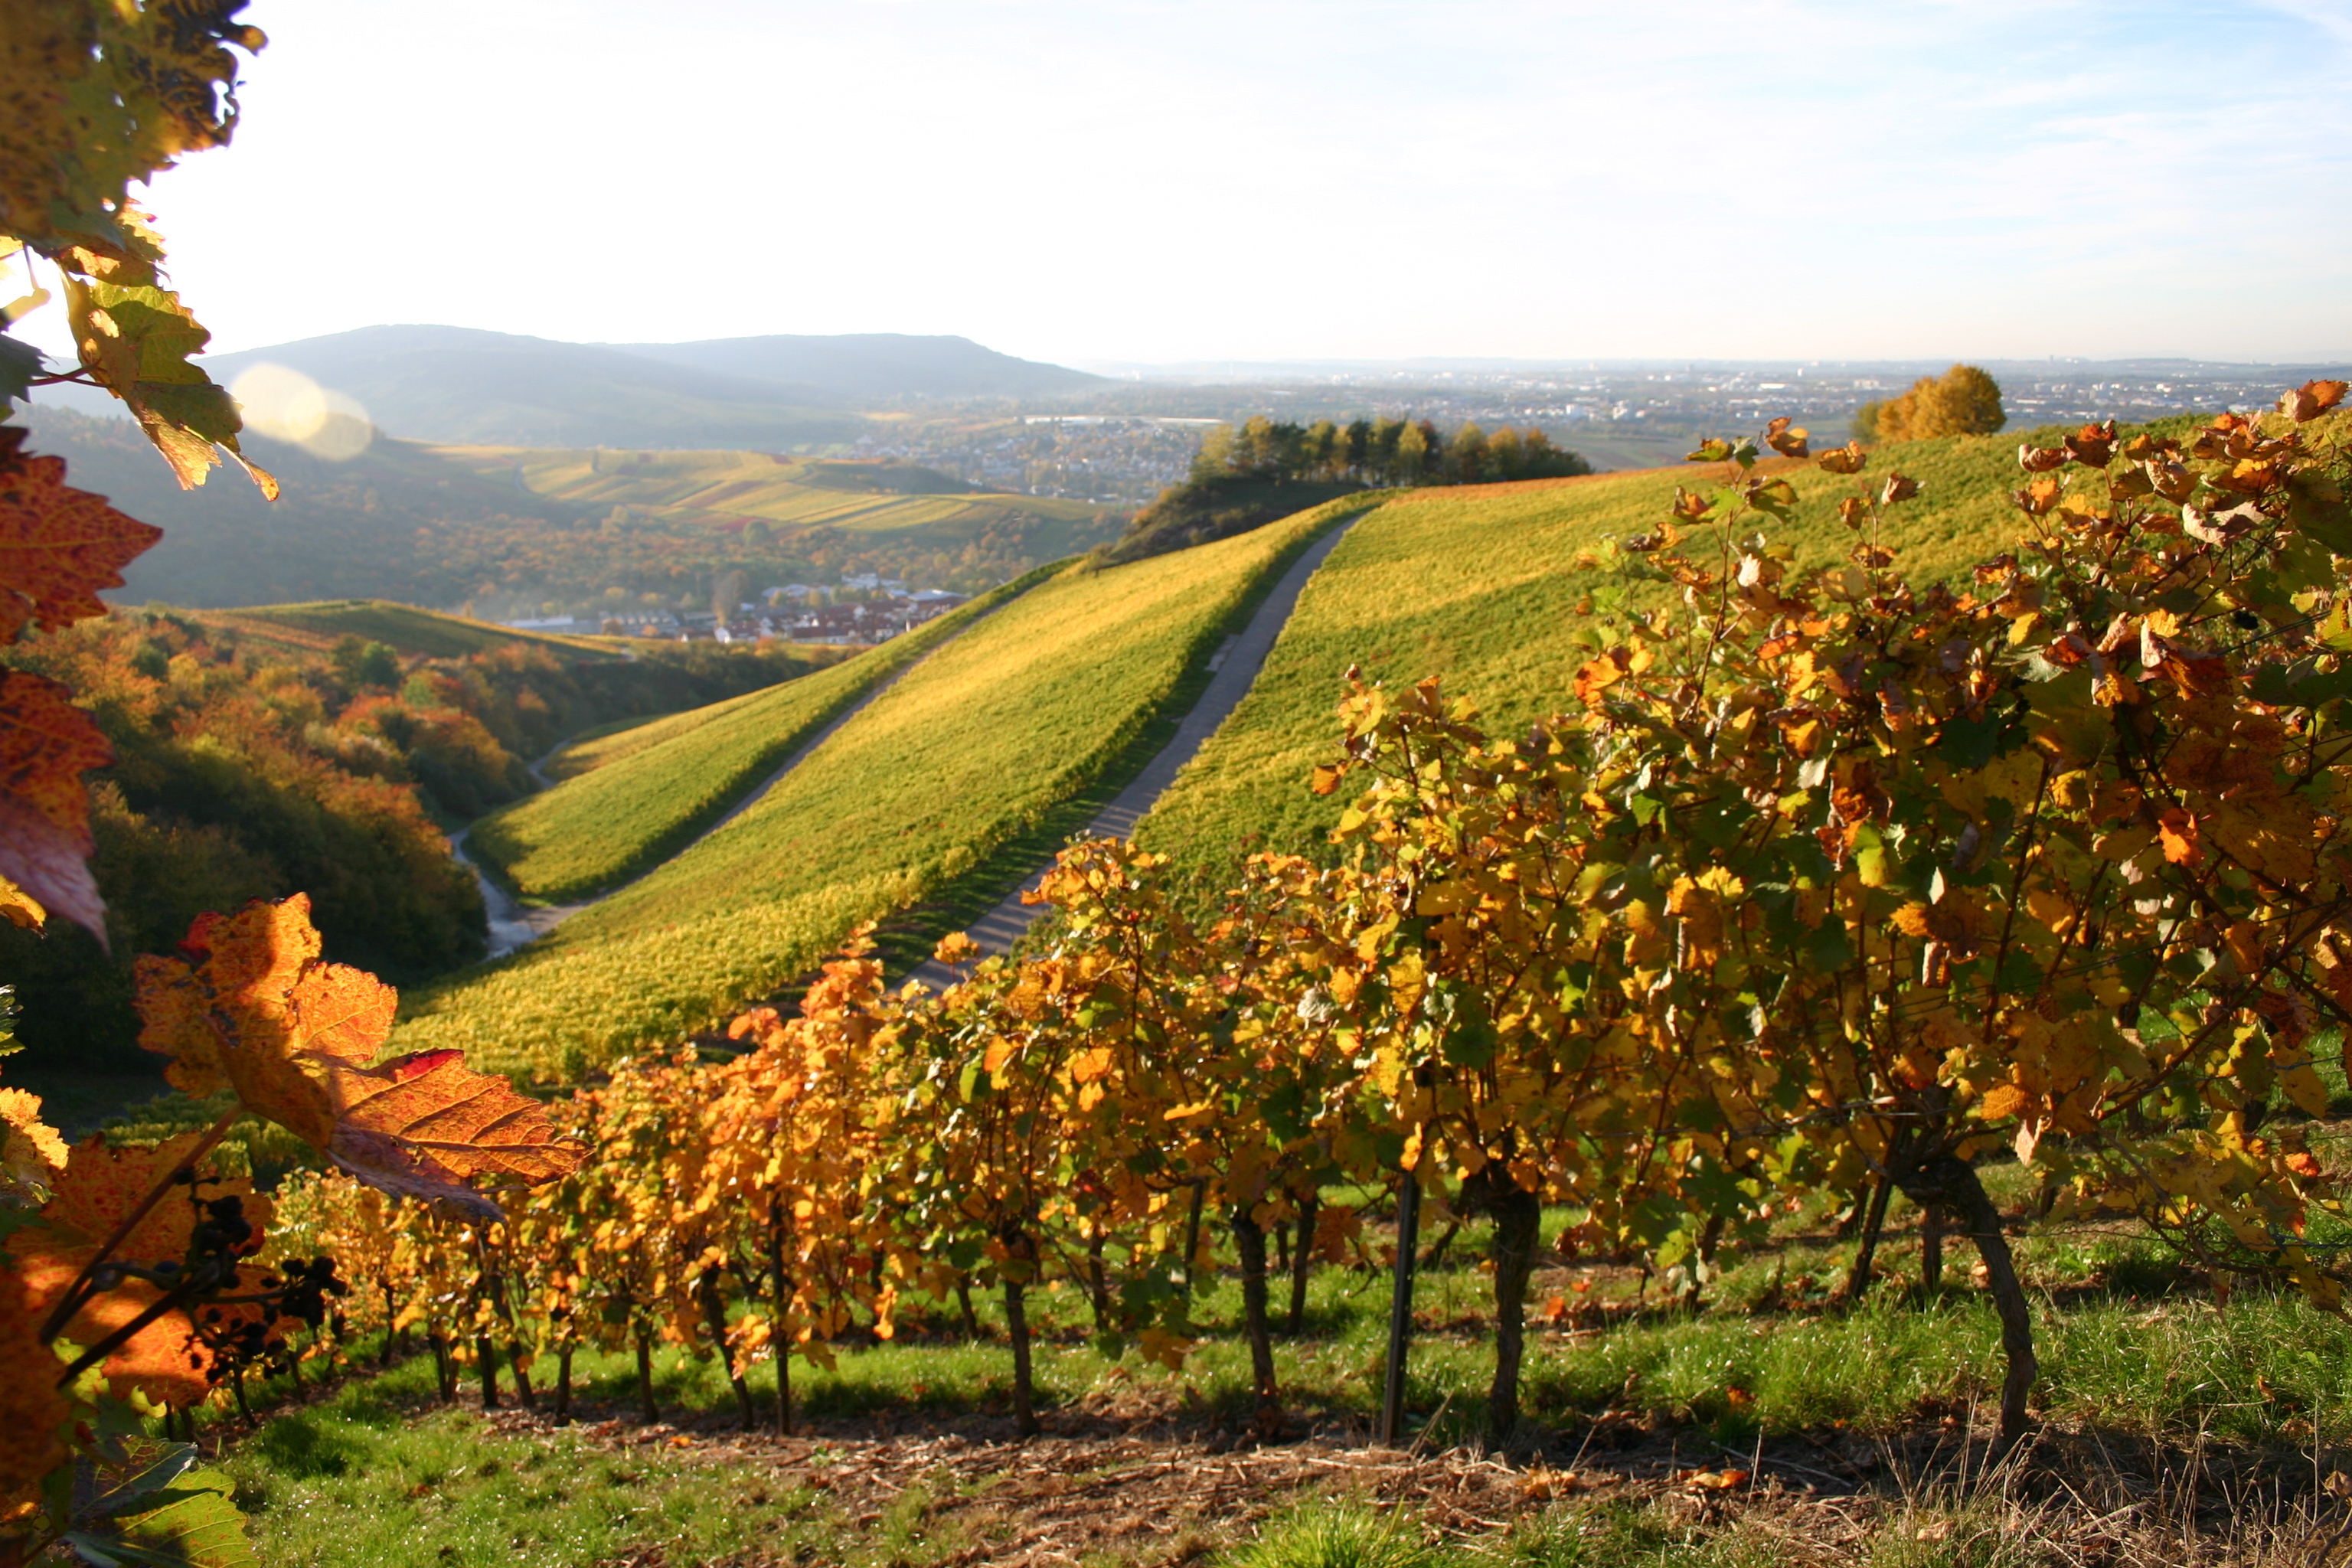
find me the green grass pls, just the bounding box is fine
[203,599,624,660]
[535,708,710,780]
[389,499,1369,1080]
[466,566,1062,900]
[214,1201,2343,1567]
[218,1359,864,1568]
[1133,432,2060,899]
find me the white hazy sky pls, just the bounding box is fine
[21,0,2352,366]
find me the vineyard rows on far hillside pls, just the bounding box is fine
[466,566,1062,901]
[390,498,1370,1080]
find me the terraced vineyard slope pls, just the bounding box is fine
[394,499,1365,1080]
[1134,430,2060,894]
[466,569,1058,900]
[201,599,624,659]
[434,446,1114,558]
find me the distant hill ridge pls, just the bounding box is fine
[139,324,1102,449]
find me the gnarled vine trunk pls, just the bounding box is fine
[1288,1194,1319,1336]
[1898,1154,2035,1439]
[1004,1275,1037,1437]
[634,1328,658,1423]
[1487,1181,1543,1439]
[700,1268,755,1430]
[1230,1207,1279,1434]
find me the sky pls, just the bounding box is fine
[17,0,2352,367]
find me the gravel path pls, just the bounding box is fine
[903,510,1371,990]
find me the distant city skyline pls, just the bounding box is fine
[10,0,2348,368]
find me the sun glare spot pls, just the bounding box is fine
[229,362,374,459]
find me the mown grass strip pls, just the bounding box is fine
[393,502,1359,1080]
[465,567,1061,902]
[1134,431,2053,899]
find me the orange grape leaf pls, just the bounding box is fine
[0,427,165,644]
[930,930,982,966]
[0,669,115,942]
[5,1134,272,1406]
[135,896,584,1217]
[2282,380,2348,422]
[1816,440,1866,475]
[316,1047,586,1215]
[1765,416,1810,458]
[2156,807,2202,867]
[1978,1083,2029,1122]
[0,1259,73,1513]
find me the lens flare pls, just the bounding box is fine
[230,363,374,459]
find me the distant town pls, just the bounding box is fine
[501,577,971,645]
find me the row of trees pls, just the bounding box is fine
[1194,413,1592,488]
[264,381,2352,1455]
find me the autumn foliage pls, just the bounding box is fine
[250,379,2352,1463]
[1851,364,2008,445]
[0,10,593,1557]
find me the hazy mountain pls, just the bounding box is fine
[184,325,865,450]
[38,325,1103,451]
[607,333,1103,400]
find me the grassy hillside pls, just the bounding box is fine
[537,697,763,782]
[1133,430,2053,893]
[467,567,1061,900]
[391,500,1367,1080]
[202,599,621,660]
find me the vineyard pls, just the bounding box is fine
[390,498,1364,1080]
[466,567,1058,901]
[9,371,2352,1563]
[201,599,623,661]
[1132,430,2128,902]
[169,391,2352,1566]
[432,445,1115,553]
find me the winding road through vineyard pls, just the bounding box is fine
[452,584,1037,958]
[904,507,1370,987]
[456,504,1377,972]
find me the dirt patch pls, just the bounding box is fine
[473,1396,2345,1567]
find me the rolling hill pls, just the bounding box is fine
[21,407,1113,612]
[466,567,1059,900]
[390,498,1368,1080]
[1126,429,2104,897]
[34,325,1105,449]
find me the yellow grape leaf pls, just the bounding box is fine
[1816,440,1866,475]
[135,895,585,1217]
[1978,1083,2029,1122]
[0,1082,67,1205]
[0,872,43,931]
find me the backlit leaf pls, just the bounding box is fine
[0,426,164,643]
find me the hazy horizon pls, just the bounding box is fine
[9,1,2347,370]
